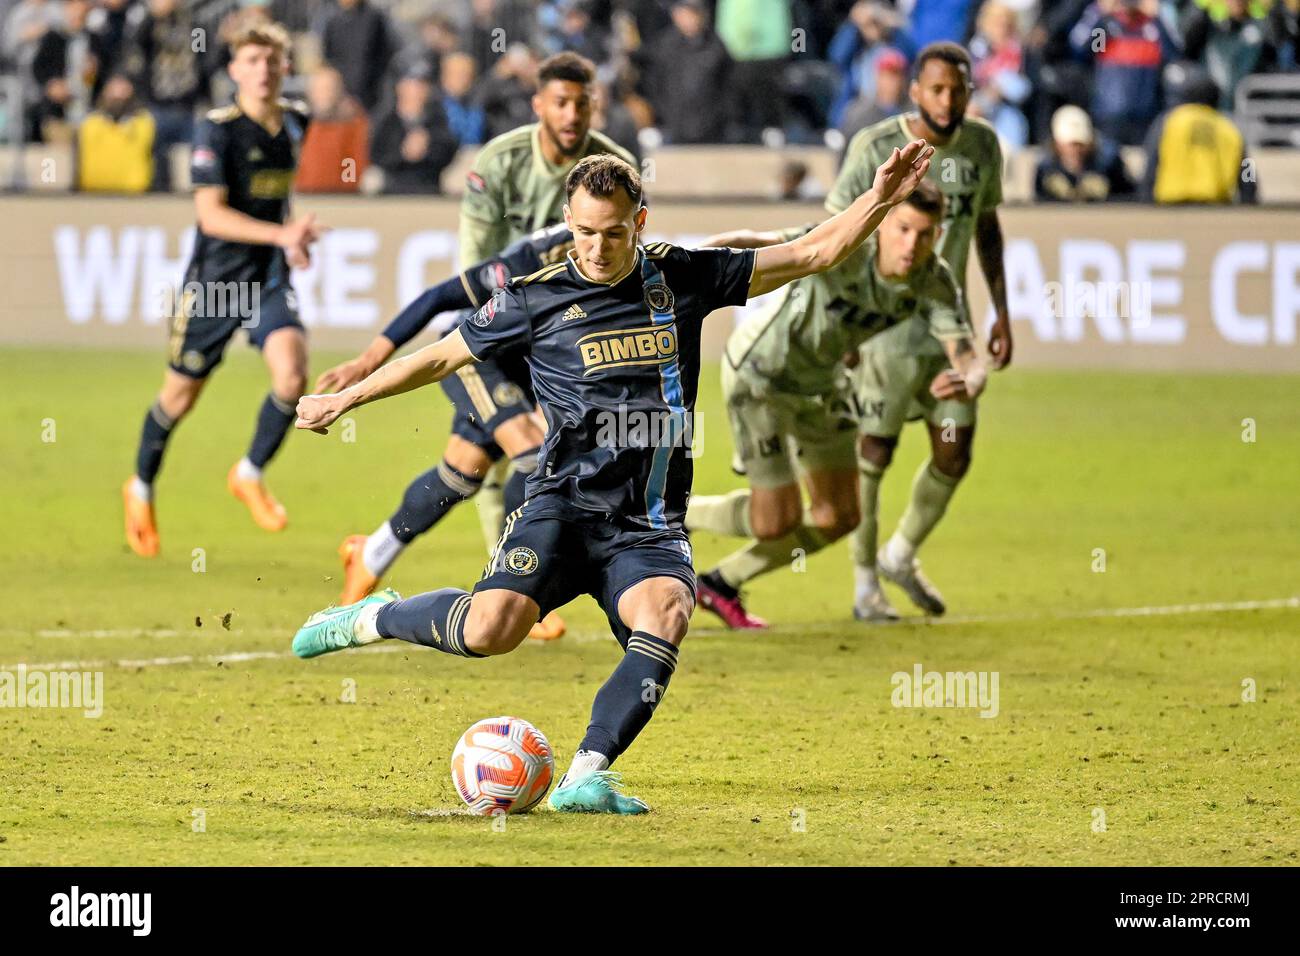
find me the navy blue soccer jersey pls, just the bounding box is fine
[458,223,575,311]
[186,99,309,286]
[384,223,575,350]
[459,242,756,529]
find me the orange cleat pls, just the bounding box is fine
[338,534,380,604]
[122,479,160,557]
[227,464,288,531]
[527,611,566,642]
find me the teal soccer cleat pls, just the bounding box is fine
[291,589,400,659]
[548,771,650,815]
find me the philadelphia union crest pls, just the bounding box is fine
[504,547,539,575]
[644,282,674,314]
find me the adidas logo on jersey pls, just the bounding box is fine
[562,304,587,321]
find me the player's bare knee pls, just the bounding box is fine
[750,488,801,540]
[858,434,896,471]
[627,582,692,644]
[273,371,307,403]
[932,435,973,480]
[463,604,532,656]
[810,501,859,541]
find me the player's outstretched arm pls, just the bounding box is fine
[702,228,786,249]
[295,328,475,434]
[929,335,989,403]
[746,139,933,298]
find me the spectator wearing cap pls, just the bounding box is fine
[837,47,907,148]
[715,0,792,142]
[318,0,400,112]
[296,65,371,194]
[639,0,731,144]
[1182,0,1276,112]
[827,2,910,129]
[440,52,486,147]
[77,72,154,192]
[1141,71,1256,203]
[1069,0,1180,146]
[371,65,460,194]
[969,1,1032,147]
[1034,104,1135,202]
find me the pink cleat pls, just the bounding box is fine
[695,572,768,630]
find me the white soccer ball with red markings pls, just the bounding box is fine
[450,716,555,815]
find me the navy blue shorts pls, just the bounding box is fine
[476,493,696,645]
[439,358,534,454]
[167,277,303,378]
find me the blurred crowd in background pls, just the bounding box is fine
[1,0,1296,199]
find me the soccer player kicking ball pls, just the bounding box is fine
[311,224,574,643]
[830,42,1012,620]
[290,144,932,813]
[314,52,631,640]
[687,180,986,628]
[122,22,319,556]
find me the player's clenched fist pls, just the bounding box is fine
[295,392,349,434]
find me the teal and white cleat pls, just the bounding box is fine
[291,588,400,659]
[548,771,650,815]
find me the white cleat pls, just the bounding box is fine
[853,586,901,623]
[876,549,947,616]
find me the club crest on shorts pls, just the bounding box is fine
[493,381,524,406]
[504,547,539,575]
[643,282,674,314]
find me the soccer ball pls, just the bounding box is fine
[450,716,555,815]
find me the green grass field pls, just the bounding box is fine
[2,346,1297,865]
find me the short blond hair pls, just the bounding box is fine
[229,21,291,57]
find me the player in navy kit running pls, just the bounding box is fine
[290,143,933,813]
[122,22,319,555]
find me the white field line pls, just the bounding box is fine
[924,595,1300,627]
[1,596,1295,671]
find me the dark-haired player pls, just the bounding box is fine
[687,181,986,628]
[831,42,1011,621]
[312,224,572,628]
[315,52,631,640]
[122,23,319,555]
[290,145,933,813]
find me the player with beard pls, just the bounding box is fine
[831,42,1012,623]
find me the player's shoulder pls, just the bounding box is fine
[515,258,571,287]
[961,117,1003,158]
[920,253,962,301]
[204,103,243,125]
[277,97,311,123]
[585,130,635,165]
[474,124,536,168]
[847,114,908,159]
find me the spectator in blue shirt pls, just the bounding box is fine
[1070,0,1180,145]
